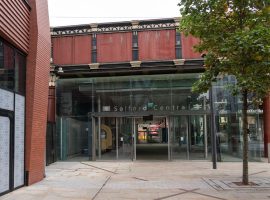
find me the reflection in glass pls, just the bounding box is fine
[0,39,26,94]
[55,74,265,161]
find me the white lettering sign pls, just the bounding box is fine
[112,104,187,112]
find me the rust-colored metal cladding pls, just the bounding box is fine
[47,86,56,123]
[263,94,270,158]
[74,35,91,64]
[138,30,175,61]
[0,0,30,53]
[181,34,201,59]
[97,32,132,63]
[52,37,73,65]
[52,35,91,65]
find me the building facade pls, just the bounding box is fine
[0,0,50,196]
[48,18,270,164]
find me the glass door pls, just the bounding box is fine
[92,116,133,160]
[189,115,207,159]
[170,116,189,159]
[117,117,133,160]
[170,115,209,160]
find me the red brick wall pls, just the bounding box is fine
[0,0,30,53]
[181,34,201,59]
[25,0,51,185]
[52,35,91,65]
[97,32,132,63]
[138,30,175,61]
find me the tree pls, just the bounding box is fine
[178,0,270,185]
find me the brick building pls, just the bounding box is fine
[0,0,50,195]
[48,18,270,163]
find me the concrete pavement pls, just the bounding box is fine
[1,161,270,200]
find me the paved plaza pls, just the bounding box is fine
[1,161,270,200]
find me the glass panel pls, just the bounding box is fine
[61,73,206,116]
[118,117,133,160]
[189,115,206,159]
[170,115,210,160]
[0,41,3,68]
[97,117,116,160]
[55,72,265,162]
[57,116,89,161]
[171,116,189,159]
[95,117,133,160]
[0,40,26,94]
[14,52,26,94]
[0,43,14,90]
[55,73,213,161]
[213,75,264,161]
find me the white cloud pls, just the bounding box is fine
[48,0,180,27]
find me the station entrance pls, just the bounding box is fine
[91,114,210,161]
[55,73,265,162]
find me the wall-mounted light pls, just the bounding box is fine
[57,67,63,73]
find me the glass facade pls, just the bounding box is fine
[212,76,264,161]
[0,38,26,194]
[0,39,26,95]
[56,73,264,161]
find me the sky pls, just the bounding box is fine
[48,0,180,27]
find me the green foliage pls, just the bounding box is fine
[179,0,270,101]
[179,0,270,185]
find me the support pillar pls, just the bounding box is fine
[25,0,50,185]
[263,94,270,162]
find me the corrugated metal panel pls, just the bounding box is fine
[181,34,201,59]
[97,32,132,63]
[74,35,91,64]
[0,0,30,53]
[138,30,175,61]
[52,35,91,65]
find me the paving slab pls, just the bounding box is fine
[0,161,269,200]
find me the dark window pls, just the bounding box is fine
[92,39,97,50]
[91,34,97,63]
[51,44,53,63]
[0,38,26,94]
[15,52,26,94]
[132,31,138,60]
[133,50,138,61]
[92,51,97,63]
[176,32,181,46]
[0,41,3,68]
[176,48,182,59]
[175,32,182,59]
[0,43,15,90]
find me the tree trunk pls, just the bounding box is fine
[242,89,249,185]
